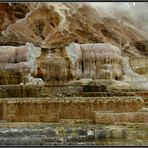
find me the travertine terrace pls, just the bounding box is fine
[0,2,148,146]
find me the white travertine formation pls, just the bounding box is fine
[23,73,44,85]
[66,43,123,80]
[122,57,148,90]
[0,42,41,73]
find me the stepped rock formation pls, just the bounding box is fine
[0,3,148,146]
[0,42,124,84]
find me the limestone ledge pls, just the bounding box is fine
[0,96,144,122]
[94,112,148,123]
[0,96,143,104]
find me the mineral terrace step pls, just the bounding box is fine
[0,97,144,122]
[144,102,148,107]
[144,98,148,103]
[39,94,49,97]
[66,92,136,97]
[93,112,148,124]
[136,92,148,98]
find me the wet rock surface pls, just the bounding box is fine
[0,125,147,146]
